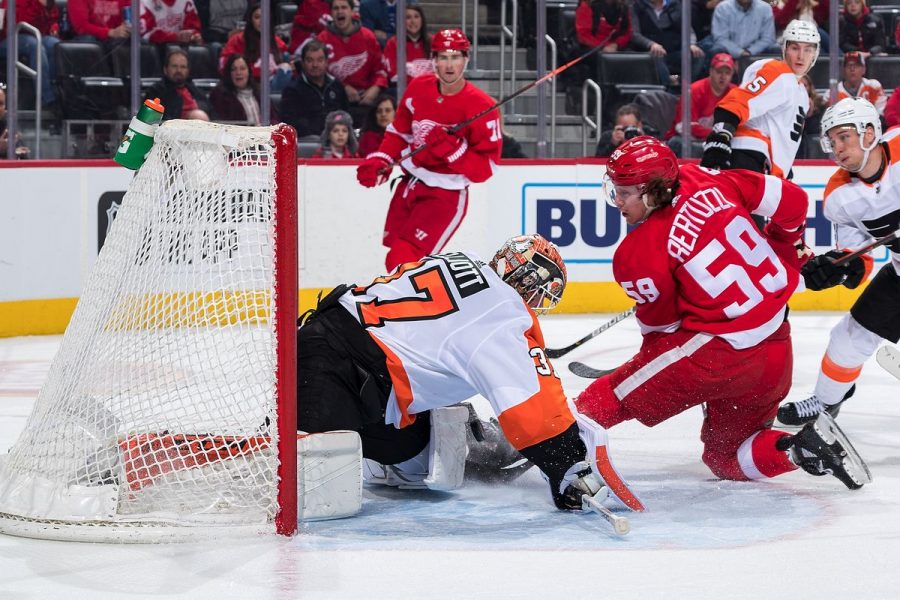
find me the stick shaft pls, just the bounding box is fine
[384,39,612,170]
[832,228,900,266]
[545,307,636,359]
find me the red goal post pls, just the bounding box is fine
[0,121,298,542]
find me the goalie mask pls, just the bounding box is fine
[490,234,567,313]
[820,97,882,172]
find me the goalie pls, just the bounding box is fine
[296,235,614,512]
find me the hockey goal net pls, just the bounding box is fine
[0,121,298,542]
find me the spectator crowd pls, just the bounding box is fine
[0,0,899,159]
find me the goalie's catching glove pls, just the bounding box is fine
[551,460,608,510]
[802,250,867,291]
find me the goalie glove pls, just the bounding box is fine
[356,152,392,188]
[802,250,868,291]
[551,461,608,510]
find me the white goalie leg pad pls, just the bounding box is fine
[424,405,469,491]
[297,431,362,521]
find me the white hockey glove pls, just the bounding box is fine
[551,460,608,510]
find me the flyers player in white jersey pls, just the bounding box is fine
[701,20,818,181]
[356,29,502,271]
[296,235,626,511]
[779,98,900,426]
[576,137,870,490]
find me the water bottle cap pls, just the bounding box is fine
[144,98,165,113]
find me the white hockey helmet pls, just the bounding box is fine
[819,97,882,171]
[782,20,820,71]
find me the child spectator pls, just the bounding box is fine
[68,0,131,45]
[313,110,359,158]
[220,2,293,92]
[209,54,279,124]
[140,0,203,45]
[839,0,885,57]
[288,0,330,53]
[357,94,395,156]
[383,5,432,86]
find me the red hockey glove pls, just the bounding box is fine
[423,126,467,162]
[765,222,813,268]
[356,152,392,188]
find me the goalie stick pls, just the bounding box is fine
[876,345,900,382]
[583,494,630,536]
[546,307,636,359]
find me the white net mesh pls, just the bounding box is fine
[0,121,295,541]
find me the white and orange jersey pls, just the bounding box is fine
[718,58,809,179]
[613,164,808,349]
[823,78,887,115]
[823,135,900,273]
[337,251,573,451]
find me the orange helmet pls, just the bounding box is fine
[490,234,567,313]
[431,29,471,56]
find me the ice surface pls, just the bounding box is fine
[1,313,899,599]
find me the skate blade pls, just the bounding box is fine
[815,412,873,487]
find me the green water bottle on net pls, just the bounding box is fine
[114,98,165,170]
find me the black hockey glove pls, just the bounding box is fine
[801,250,867,291]
[700,126,733,170]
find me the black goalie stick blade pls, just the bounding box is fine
[568,361,615,379]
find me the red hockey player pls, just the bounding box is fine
[575,136,871,490]
[297,235,624,514]
[356,28,502,271]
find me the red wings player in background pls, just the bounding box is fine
[575,137,871,490]
[356,28,502,271]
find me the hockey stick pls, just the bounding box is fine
[876,345,900,382]
[832,227,900,266]
[583,494,630,536]
[569,361,616,379]
[379,37,614,172]
[546,307,636,359]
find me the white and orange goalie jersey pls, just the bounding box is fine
[337,251,574,452]
[717,59,809,179]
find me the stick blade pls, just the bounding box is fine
[876,346,900,382]
[568,361,614,379]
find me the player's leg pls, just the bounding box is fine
[384,183,468,270]
[700,321,797,480]
[382,176,413,258]
[779,263,900,425]
[575,329,725,429]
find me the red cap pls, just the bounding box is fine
[844,52,866,68]
[710,53,735,71]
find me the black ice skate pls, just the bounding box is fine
[777,412,872,490]
[777,384,856,426]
